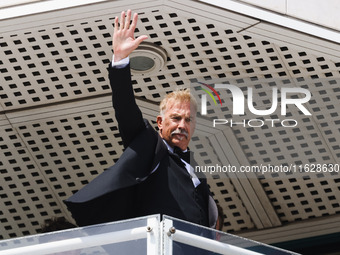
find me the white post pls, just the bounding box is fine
[146,217,160,255]
[163,219,174,255]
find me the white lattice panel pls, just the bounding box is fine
[0,0,339,244]
[190,134,255,231]
[0,121,65,239]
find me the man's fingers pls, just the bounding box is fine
[124,9,131,30]
[112,10,148,56]
[114,16,119,33]
[130,12,138,32]
[119,11,125,30]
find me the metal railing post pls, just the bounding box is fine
[147,217,160,255]
[163,218,174,255]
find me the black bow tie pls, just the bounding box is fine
[174,147,190,164]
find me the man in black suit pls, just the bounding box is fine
[64,10,217,229]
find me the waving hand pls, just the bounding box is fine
[112,10,148,62]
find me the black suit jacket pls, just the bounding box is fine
[64,64,216,227]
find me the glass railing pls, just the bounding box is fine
[0,214,299,255]
[163,215,299,255]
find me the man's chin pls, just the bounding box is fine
[171,140,188,150]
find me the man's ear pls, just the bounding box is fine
[157,115,163,136]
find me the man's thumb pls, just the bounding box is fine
[135,35,148,46]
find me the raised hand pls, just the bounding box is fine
[112,10,148,62]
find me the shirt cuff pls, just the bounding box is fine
[111,55,129,68]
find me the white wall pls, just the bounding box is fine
[237,0,340,31]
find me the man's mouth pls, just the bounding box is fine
[173,133,185,140]
[171,130,188,140]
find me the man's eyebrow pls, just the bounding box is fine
[170,115,181,119]
[169,112,181,117]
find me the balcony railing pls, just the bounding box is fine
[0,215,300,255]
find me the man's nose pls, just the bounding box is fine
[178,118,186,129]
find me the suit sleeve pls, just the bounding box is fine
[108,63,146,148]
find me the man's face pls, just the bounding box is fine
[157,99,196,151]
